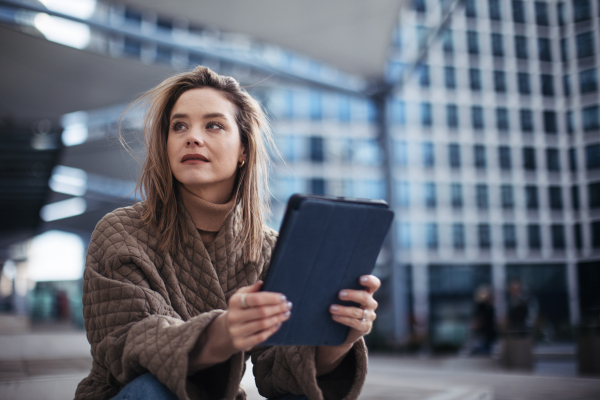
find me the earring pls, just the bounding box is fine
[238,160,245,168]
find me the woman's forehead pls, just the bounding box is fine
[171,87,236,119]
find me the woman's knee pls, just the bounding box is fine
[111,373,178,400]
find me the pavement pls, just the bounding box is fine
[0,326,599,400]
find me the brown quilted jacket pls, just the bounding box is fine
[74,202,367,400]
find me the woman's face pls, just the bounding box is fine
[167,88,246,203]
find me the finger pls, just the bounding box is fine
[329,305,376,322]
[240,292,288,308]
[234,322,284,352]
[359,275,381,294]
[229,301,292,324]
[232,310,291,338]
[236,281,263,294]
[331,314,371,333]
[338,289,378,310]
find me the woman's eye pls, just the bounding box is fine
[171,121,185,131]
[207,121,224,130]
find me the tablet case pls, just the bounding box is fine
[261,194,394,346]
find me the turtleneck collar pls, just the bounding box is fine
[179,184,236,234]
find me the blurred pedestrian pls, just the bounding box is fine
[507,279,530,335]
[470,285,497,355]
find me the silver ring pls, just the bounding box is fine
[361,309,368,323]
[240,293,248,309]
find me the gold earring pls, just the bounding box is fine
[238,160,245,168]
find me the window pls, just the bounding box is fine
[523,147,537,170]
[538,38,552,61]
[535,1,549,25]
[494,70,506,92]
[518,72,531,94]
[124,8,142,26]
[576,32,595,59]
[424,182,437,208]
[489,0,502,19]
[551,224,566,250]
[474,145,487,169]
[465,0,477,18]
[525,185,539,209]
[395,140,408,166]
[572,185,580,210]
[417,64,430,87]
[447,104,459,128]
[574,223,583,250]
[123,37,142,57]
[569,147,578,171]
[501,184,515,208]
[416,25,429,49]
[590,182,600,209]
[564,75,571,97]
[469,68,482,91]
[549,186,564,210]
[452,223,465,249]
[421,102,433,127]
[586,144,600,170]
[503,224,517,249]
[156,46,172,64]
[573,0,592,22]
[397,181,410,207]
[444,66,456,89]
[426,223,439,249]
[560,38,568,62]
[594,222,600,249]
[520,109,534,132]
[491,33,504,57]
[496,107,510,131]
[472,106,485,130]
[527,224,542,249]
[449,143,461,168]
[543,110,557,133]
[515,36,528,59]
[467,31,479,54]
[499,146,512,170]
[398,222,411,249]
[442,29,454,52]
[541,74,555,96]
[478,223,492,249]
[580,69,598,93]
[557,2,566,25]
[309,91,322,120]
[512,0,526,23]
[476,184,489,208]
[310,136,324,162]
[566,110,574,133]
[310,178,326,195]
[423,142,435,167]
[339,95,351,122]
[451,183,463,208]
[547,148,561,171]
[156,17,172,32]
[392,100,405,125]
[583,105,600,131]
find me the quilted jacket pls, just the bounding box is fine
[74,202,367,400]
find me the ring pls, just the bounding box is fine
[361,309,368,323]
[240,293,248,309]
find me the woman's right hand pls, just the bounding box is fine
[225,281,292,352]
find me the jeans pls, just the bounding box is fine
[110,373,308,400]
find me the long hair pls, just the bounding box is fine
[121,66,272,263]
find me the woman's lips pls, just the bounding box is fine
[181,154,209,164]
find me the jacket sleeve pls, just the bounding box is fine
[74,212,244,400]
[250,340,368,400]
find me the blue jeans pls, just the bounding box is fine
[111,373,307,400]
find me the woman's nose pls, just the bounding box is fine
[186,130,204,146]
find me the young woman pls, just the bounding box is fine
[75,66,380,400]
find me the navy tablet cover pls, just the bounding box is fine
[261,194,394,346]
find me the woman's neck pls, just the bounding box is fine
[179,184,235,234]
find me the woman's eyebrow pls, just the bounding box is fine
[170,113,188,120]
[202,112,228,120]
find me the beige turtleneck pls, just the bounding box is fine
[179,185,236,245]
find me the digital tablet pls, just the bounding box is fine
[261,194,394,346]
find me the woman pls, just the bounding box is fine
[75,66,380,400]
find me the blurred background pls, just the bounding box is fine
[0,0,599,377]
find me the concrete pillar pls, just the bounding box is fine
[412,262,429,333]
[492,262,506,322]
[566,261,580,325]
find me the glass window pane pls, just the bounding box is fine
[576,32,595,59]
[535,1,550,25]
[512,0,526,23]
[583,105,600,131]
[586,144,600,170]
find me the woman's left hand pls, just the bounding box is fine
[329,275,380,345]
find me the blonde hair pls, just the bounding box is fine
[122,66,272,263]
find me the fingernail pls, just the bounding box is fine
[330,305,339,312]
[286,301,293,310]
[339,290,348,298]
[360,276,368,283]
[280,294,287,302]
[257,280,264,285]
[284,311,291,318]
